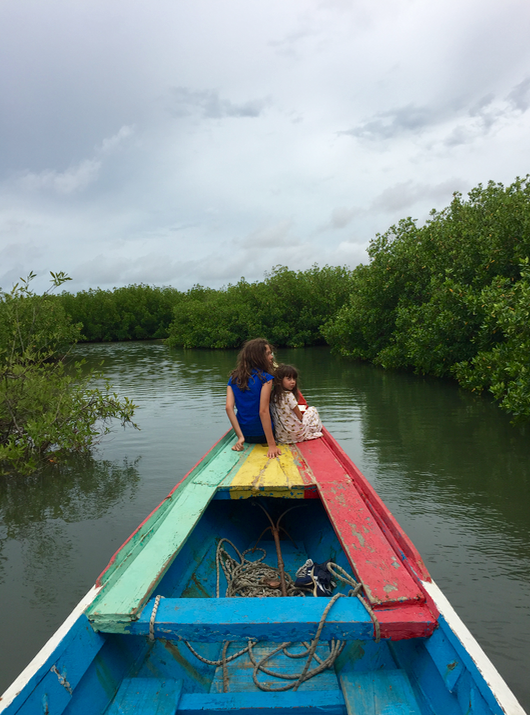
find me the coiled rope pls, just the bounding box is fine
[146,539,381,692]
[215,538,305,598]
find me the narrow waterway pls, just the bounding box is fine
[1,342,529,709]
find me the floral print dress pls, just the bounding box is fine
[270,391,323,444]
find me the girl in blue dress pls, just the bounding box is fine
[226,338,281,459]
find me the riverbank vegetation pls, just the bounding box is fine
[323,177,530,420]
[166,265,355,348]
[58,284,178,342]
[50,175,530,421]
[0,273,137,474]
[55,265,355,347]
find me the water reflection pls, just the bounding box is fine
[0,455,140,691]
[0,456,140,533]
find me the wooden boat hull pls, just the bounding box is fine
[0,429,525,714]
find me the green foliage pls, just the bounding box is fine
[0,274,138,474]
[453,261,530,420]
[166,265,355,349]
[324,176,530,419]
[57,284,183,342]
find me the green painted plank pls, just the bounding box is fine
[340,670,421,715]
[87,434,248,629]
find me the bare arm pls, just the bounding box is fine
[259,380,281,459]
[226,386,245,451]
[293,404,304,422]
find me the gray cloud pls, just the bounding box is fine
[169,88,270,119]
[341,104,437,141]
[371,179,466,213]
[9,125,135,195]
[235,220,296,249]
[507,76,530,112]
[321,180,466,235]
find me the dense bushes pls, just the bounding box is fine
[324,177,530,419]
[57,267,355,348]
[57,284,181,342]
[165,265,355,348]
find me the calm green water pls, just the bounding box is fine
[1,342,529,709]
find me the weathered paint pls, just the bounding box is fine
[126,596,375,642]
[209,642,339,693]
[340,670,421,715]
[220,444,311,499]
[296,438,425,607]
[122,597,435,642]
[107,678,183,715]
[176,690,346,714]
[0,608,105,715]
[320,428,432,585]
[423,579,526,715]
[96,430,238,588]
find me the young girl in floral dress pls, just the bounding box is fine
[270,364,323,444]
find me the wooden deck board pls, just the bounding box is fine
[219,444,311,499]
[340,670,421,715]
[210,642,339,693]
[177,691,345,714]
[296,439,424,607]
[107,678,182,714]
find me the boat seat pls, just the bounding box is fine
[177,690,345,713]
[120,596,435,642]
[107,678,183,714]
[340,670,421,715]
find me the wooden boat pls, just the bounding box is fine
[0,426,525,714]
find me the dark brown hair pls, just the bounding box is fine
[271,364,300,403]
[229,338,274,390]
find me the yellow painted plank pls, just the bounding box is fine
[226,444,306,495]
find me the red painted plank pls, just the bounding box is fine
[321,428,432,584]
[297,438,425,608]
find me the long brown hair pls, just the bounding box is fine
[271,364,300,403]
[229,338,274,390]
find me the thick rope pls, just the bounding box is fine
[151,538,381,693]
[149,594,164,642]
[215,538,305,598]
[327,563,381,643]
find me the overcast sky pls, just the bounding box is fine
[1,0,530,294]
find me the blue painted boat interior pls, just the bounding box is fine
[7,496,504,715]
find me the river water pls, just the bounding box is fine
[1,342,529,710]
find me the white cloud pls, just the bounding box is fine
[12,125,135,196]
[17,159,101,195]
